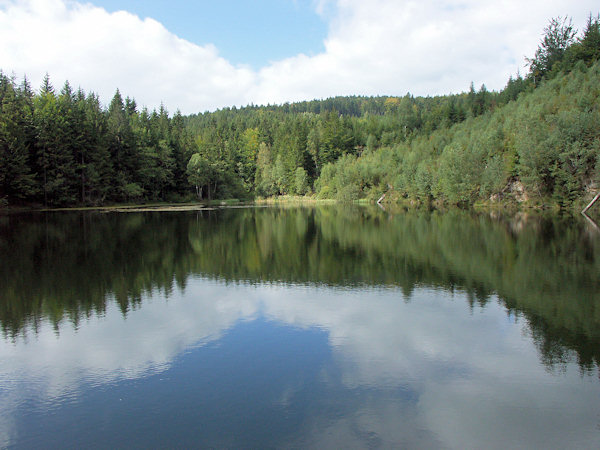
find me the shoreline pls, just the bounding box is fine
[1,195,597,219]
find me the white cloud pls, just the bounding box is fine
[252,0,597,104]
[0,0,255,112]
[0,0,597,113]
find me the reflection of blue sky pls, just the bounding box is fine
[1,280,599,448]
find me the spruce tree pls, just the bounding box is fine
[0,73,36,202]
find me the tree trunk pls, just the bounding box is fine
[43,165,47,207]
[81,154,85,204]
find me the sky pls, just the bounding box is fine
[0,0,597,114]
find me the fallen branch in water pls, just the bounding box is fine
[582,192,600,214]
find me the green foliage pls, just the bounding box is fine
[0,73,36,202]
[1,13,599,207]
[293,167,309,195]
[187,153,210,199]
[255,142,277,197]
[572,14,600,65]
[315,163,337,198]
[527,17,577,83]
[438,143,484,204]
[414,160,435,199]
[480,155,508,198]
[315,59,600,207]
[122,182,144,200]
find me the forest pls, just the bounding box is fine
[0,14,599,208]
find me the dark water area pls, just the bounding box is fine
[0,205,599,448]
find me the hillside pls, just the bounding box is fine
[1,14,598,209]
[317,61,600,209]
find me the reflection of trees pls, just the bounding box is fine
[0,212,192,337]
[0,206,599,370]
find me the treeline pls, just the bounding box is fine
[1,14,599,207]
[179,13,600,208]
[0,75,196,206]
[316,16,600,207]
[183,70,528,201]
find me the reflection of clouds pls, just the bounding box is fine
[0,280,261,399]
[1,280,598,449]
[262,286,486,387]
[0,400,16,449]
[261,286,600,449]
[419,376,600,449]
[297,397,443,449]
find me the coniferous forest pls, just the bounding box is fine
[1,14,599,209]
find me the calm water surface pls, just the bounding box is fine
[0,206,599,448]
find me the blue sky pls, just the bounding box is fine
[1,0,598,113]
[90,0,329,69]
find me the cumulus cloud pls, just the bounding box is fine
[252,0,597,104]
[0,0,597,113]
[0,0,255,112]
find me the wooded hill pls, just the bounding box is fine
[1,14,599,208]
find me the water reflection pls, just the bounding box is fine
[1,206,598,369]
[0,206,599,448]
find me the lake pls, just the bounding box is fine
[0,205,599,449]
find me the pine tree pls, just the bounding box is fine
[0,73,36,202]
[34,75,76,206]
[81,92,113,203]
[572,14,600,65]
[527,17,577,83]
[107,89,139,200]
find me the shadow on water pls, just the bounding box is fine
[0,205,599,372]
